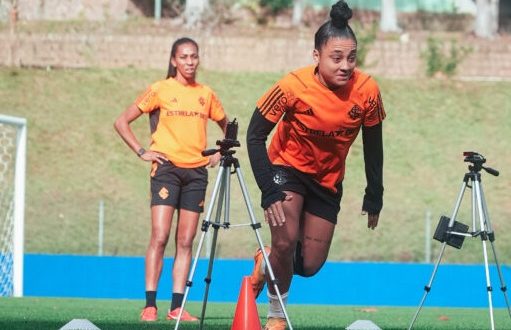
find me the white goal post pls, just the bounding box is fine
[0,114,26,297]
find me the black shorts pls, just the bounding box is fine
[150,160,208,213]
[273,165,343,224]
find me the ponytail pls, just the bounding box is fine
[166,37,199,79]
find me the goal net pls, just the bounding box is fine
[0,114,26,297]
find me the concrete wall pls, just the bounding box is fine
[0,0,480,21]
[0,0,129,21]
[1,32,511,79]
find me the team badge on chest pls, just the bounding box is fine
[348,105,362,120]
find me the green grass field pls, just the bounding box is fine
[0,297,510,329]
[1,67,511,263]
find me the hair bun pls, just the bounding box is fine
[330,0,352,29]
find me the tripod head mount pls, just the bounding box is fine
[202,118,240,158]
[463,151,499,176]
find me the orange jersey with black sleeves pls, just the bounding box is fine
[256,65,385,192]
[136,78,225,168]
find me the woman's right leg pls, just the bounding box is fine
[145,205,175,294]
[263,191,303,328]
[267,191,303,294]
[140,205,174,321]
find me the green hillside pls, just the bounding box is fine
[1,67,510,263]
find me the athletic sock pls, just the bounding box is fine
[171,293,184,311]
[267,291,288,319]
[145,291,157,308]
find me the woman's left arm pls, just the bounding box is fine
[207,117,229,168]
[216,116,228,134]
[362,122,384,228]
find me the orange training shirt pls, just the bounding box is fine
[136,77,225,168]
[256,65,386,192]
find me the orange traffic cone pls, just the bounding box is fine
[231,276,262,330]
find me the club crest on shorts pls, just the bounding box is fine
[159,187,169,200]
[273,170,287,185]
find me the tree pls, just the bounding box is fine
[184,0,209,27]
[380,0,400,33]
[8,0,19,67]
[292,0,304,26]
[474,0,499,38]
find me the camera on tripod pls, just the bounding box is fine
[463,151,485,165]
[217,118,240,151]
[202,119,240,157]
[225,118,238,141]
[462,151,499,176]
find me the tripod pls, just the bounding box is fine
[174,120,293,330]
[408,152,511,330]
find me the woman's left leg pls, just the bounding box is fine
[294,212,335,277]
[172,166,206,299]
[166,209,200,321]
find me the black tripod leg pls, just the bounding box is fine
[474,180,496,330]
[480,185,511,318]
[174,166,227,330]
[488,241,511,318]
[408,242,448,330]
[199,223,221,329]
[408,180,468,330]
[234,165,294,330]
[199,168,228,329]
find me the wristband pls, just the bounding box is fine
[362,194,383,215]
[136,147,146,157]
[261,190,286,209]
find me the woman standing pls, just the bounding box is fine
[246,1,385,329]
[114,37,228,322]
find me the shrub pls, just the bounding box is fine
[353,22,377,69]
[422,36,472,77]
[260,0,292,14]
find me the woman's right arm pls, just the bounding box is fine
[247,110,289,226]
[246,110,284,206]
[247,76,296,225]
[113,104,167,163]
